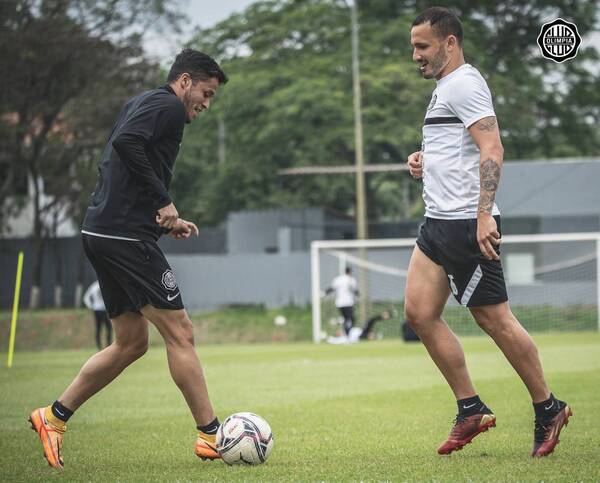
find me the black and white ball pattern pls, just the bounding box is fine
[216,412,274,465]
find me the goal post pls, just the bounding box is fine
[311,232,600,343]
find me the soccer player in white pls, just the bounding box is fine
[405,7,571,457]
[326,267,359,335]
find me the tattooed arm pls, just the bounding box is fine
[468,116,504,261]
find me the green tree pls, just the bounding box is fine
[174,0,599,228]
[0,0,182,307]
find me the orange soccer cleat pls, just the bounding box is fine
[437,412,496,455]
[195,431,220,461]
[28,407,66,469]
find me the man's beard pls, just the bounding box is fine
[183,90,193,123]
[423,46,448,79]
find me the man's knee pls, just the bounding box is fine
[471,304,515,336]
[111,312,148,360]
[471,308,492,333]
[404,302,439,332]
[117,337,148,361]
[130,339,149,359]
[156,310,195,347]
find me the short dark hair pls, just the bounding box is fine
[167,48,228,85]
[412,7,463,46]
[345,267,352,275]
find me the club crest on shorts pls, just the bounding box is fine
[161,269,178,291]
[537,18,581,63]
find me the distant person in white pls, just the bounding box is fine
[83,281,112,350]
[405,7,570,458]
[325,267,358,335]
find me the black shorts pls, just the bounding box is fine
[82,234,184,318]
[416,216,508,307]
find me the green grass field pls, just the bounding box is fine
[1,333,599,481]
[0,306,314,351]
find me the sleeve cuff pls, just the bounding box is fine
[463,111,496,129]
[154,193,172,210]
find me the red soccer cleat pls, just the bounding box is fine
[532,403,572,457]
[437,412,496,455]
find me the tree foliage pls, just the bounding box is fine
[0,0,182,304]
[173,0,599,226]
[0,0,183,233]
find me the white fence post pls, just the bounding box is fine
[596,235,600,332]
[311,241,322,343]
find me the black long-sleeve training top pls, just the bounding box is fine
[82,85,185,241]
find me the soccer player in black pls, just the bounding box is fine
[29,49,228,469]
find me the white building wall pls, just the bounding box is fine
[3,176,77,238]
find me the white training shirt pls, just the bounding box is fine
[331,274,358,308]
[83,281,106,311]
[421,63,500,219]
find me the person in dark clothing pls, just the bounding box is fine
[357,309,393,340]
[326,309,395,344]
[82,281,112,350]
[29,49,228,470]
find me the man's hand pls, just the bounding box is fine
[169,218,199,239]
[156,202,179,229]
[477,212,501,261]
[407,151,423,179]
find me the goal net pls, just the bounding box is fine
[311,233,600,343]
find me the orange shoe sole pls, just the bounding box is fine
[195,441,220,461]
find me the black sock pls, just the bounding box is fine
[197,417,220,434]
[51,400,74,422]
[533,393,560,419]
[457,395,489,416]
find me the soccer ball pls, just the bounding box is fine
[273,315,287,326]
[216,412,274,465]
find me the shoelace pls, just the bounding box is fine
[449,414,468,436]
[534,418,553,442]
[44,416,67,434]
[534,401,565,442]
[453,414,467,424]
